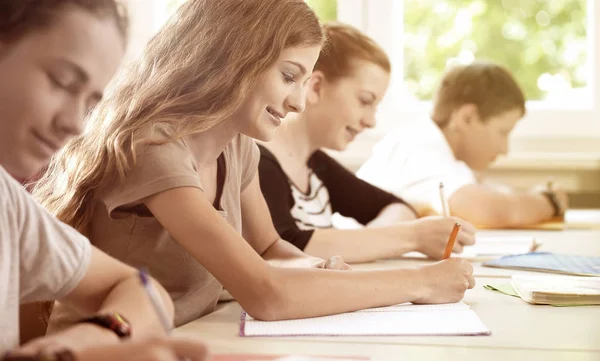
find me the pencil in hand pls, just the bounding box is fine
[442,222,461,259]
[439,182,450,217]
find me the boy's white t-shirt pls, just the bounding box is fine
[0,165,91,352]
[357,117,476,215]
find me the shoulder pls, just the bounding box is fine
[379,117,444,150]
[308,150,340,172]
[257,143,279,164]
[228,134,259,156]
[0,166,21,208]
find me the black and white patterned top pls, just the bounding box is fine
[258,145,414,250]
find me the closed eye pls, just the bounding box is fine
[48,73,81,95]
[360,98,374,106]
[282,72,295,84]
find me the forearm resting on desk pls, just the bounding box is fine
[449,183,555,228]
[304,226,416,263]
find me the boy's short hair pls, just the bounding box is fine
[431,61,526,127]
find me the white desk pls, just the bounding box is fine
[176,230,600,361]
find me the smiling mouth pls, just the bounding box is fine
[266,107,283,125]
[32,131,60,154]
[346,127,360,138]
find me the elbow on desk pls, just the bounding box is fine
[236,272,291,322]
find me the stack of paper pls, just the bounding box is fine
[403,236,539,259]
[240,302,490,337]
[511,275,600,305]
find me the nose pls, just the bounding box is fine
[54,97,85,138]
[360,109,377,129]
[284,84,306,113]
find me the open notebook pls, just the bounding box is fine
[240,302,490,337]
[511,275,600,305]
[402,236,539,260]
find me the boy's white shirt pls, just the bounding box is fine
[357,117,476,215]
[0,165,91,352]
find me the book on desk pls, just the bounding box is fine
[483,252,600,277]
[511,274,600,306]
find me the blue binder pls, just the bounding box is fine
[482,252,600,277]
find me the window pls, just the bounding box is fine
[306,0,337,22]
[154,0,187,31]
[402,0,588,103]
[346,0,600,145]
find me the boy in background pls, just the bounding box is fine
[358,61,568,228]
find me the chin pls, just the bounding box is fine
[333,139,350,152]
[470,162,489,172]
[242,128,275,142]
[4,159,40,181]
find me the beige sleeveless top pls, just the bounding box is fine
[48,127,259,330]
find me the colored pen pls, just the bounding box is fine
[443,222,461,259]
[139,268,173,334]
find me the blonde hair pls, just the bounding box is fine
[431,61,526,127]
[315,22,390,81]
[33,0,324,234]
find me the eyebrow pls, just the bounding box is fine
[57,58,104,102]
[285,61,307,76]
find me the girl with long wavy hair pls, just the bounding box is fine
[34,0,475,329]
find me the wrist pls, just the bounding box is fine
[77,312,131,341]
[401,222,421,252]
[71,322,121,344]
[381,225,417,256]
[405,267,431,303]
[541,190,565,217]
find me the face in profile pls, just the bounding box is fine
[234,45,322,142]
[0,9,124,179]
[306,60,390,151]
[457,107,522,171]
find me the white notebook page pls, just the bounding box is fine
[241,302,490,337]
[403,236,538,259]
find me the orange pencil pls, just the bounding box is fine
[442,222,461,259]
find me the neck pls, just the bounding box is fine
[185,119,238,165]
[269,112,320,163]
[438,122,461,161]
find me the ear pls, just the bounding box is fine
[448,103,480,131]
[306,70,325,105]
